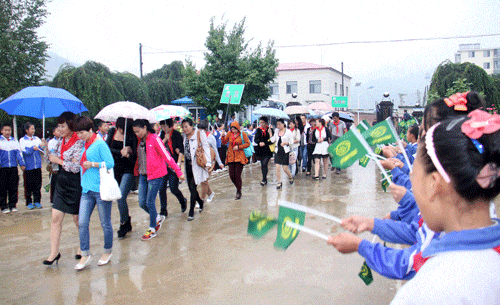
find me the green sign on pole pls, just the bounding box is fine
[332,96,348,108]
[220,84,245,105]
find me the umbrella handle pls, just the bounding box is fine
[123,118,127,148]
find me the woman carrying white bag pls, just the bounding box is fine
[74,116,116,270]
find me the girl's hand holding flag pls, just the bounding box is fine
[341,216,375,234]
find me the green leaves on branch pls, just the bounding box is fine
[428,60,500,110]
[183,17,279,117]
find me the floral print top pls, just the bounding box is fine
[58,139,84,173]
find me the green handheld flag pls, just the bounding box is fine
[358,261,374,285]
[328,130,369,169]
[356,120,370,133]
[44,183,50,193]
[381,170,393,192]
[358,145,383,167]
[362,119,397,146]
[247,211,277,239]
[274,206,305,249]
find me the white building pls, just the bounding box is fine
[269,62,352,106]
[455,43,500,75]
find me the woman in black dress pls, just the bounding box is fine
[253,116,274,185]
[271,119,294,189]
[106,117,137,239]
[43,112,84,265]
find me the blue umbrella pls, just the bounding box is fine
[253,107,290,120]
[0,86,88,137]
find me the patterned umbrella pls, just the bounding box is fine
[151,105,191,121]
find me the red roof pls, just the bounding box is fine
[276,62,351,78]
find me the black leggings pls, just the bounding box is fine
[160,168,186,213]
[307,144,315,172]
[260,156,271,182]
[185,160,203,216]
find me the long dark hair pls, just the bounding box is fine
[420,116,500,201]
[131,119,155,134]
[423,91,484,133]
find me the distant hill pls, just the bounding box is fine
[44,51,79,80]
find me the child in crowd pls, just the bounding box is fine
[19,122,44,209]
[47,127,61,203]
[0,123,25,213]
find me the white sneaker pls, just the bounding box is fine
[11,208,18,213]
[206,192,215,203]
[2,209,10,214]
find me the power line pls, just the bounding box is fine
[141,33,500,54]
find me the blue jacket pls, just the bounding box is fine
[80,138,114,193]
[357,214,440,280]
[391,167,412,190]
[390,190,419,223]
[19,135,43,170]
[405,142,417,159]
[0,135,25,168]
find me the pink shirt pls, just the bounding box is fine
[134,133,182,180]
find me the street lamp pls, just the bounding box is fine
[355,82,361,124]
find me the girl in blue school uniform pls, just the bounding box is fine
[19,122,44,209]
[331,110,500,304]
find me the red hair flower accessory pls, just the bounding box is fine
[444,92,469,111]
[461,109,500,139]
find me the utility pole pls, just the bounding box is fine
[341,62,344,97]
[139,43,143,79]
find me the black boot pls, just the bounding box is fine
[180,198,187,213]
[117,216,132,239]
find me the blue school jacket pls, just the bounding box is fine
[0,135,25,168]
[19,135,43,170]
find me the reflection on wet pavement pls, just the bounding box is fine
[3,162,494,304]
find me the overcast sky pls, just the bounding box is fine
[38,0,499,108]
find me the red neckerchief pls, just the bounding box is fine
[333,120,340,134]
[317,126,324,139]
[290,127,295,132]
[231,131,239,147]
[80,133,98,175]
[167,130,174,155]
[61,132,79,160]
[259,126,267,137]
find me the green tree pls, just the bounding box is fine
[51,61,125,117]
[183,17,279,117]
[143,61,185,107]
[428,60,500,108]
[0,0,49,123]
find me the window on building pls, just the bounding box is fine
[495,49,500,57]
[455,53,461,63]
[286,81,297,94]
[340,85,344,96]
[495,60,500,70]
[269,83,279,95]
[484,50,491,57]
[309,80,321,94]
[345,86,348,97]
[334,83,338,95]
[484,62,491,69]
[468,51,475,58]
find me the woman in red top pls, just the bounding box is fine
[43,112,84,265]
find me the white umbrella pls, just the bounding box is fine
[95,101,157,147]
[284,105,309,115]
[307,101,335,112]
[253,107,290,119]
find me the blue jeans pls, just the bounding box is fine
[117,172,134,223]
[288,147,298,176]
[79,191,113,256]
[300,145,308,169]
[138,175,164,229]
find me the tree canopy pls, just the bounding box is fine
[183,17,279,116]
[50,60,186,117]
[428,60,500,109]
[0,0,49,123]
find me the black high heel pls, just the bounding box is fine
[75,254,82,260]
[43,253,61,266]
[276,182,282,189]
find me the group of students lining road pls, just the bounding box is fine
[326,91,500,304]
